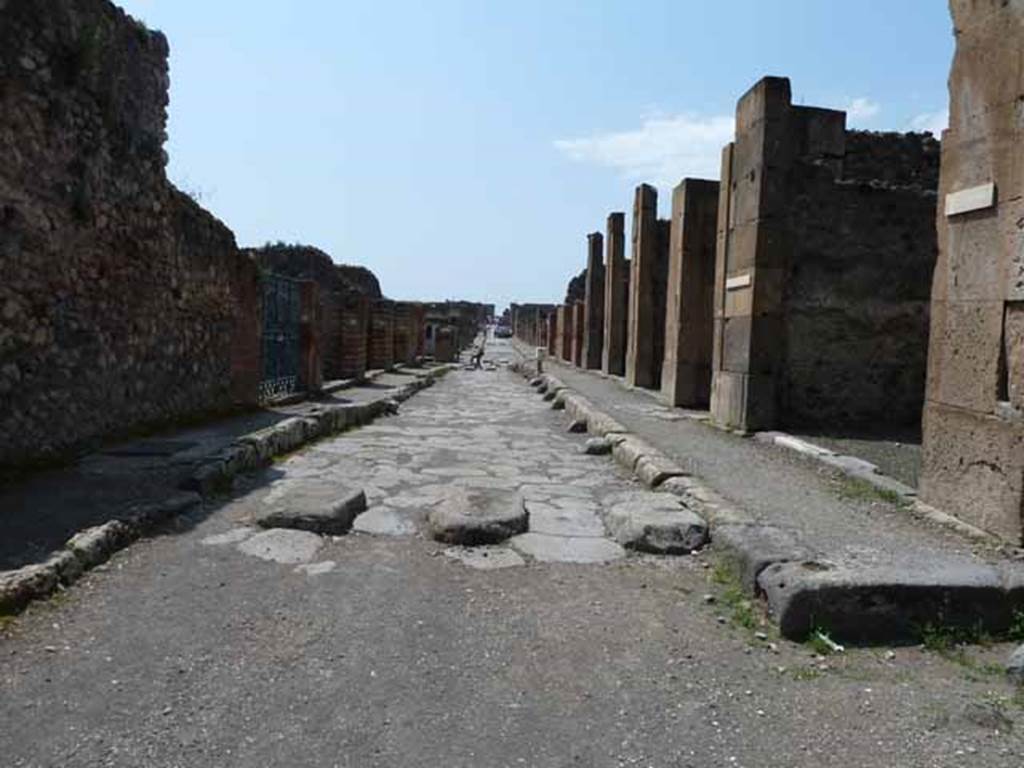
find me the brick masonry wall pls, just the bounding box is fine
[0,0,261,468]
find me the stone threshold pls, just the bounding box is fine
[509,340,1024,647]
[0,364,455,617]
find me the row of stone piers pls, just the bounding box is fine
[516,24,1024,548]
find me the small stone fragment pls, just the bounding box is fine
[581,437,612,456]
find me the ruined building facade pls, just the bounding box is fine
[710,77,939,433]
[0,0,261,467]
[919,0,1024,544]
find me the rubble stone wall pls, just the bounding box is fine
[0,0,261,467]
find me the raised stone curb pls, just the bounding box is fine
[757,558,1022,643]
[512,355,1024,645]
[604,498,709,554]
[0,491,202,615]
[182,369,445,497]
[1,367,453,617]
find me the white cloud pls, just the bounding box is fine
[844,97,881,125]
[907,109,948,136]
[553,113,734,187]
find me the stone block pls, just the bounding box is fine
[920,402,1024,544]
[927,299,1004,412]
[758,558,1011,643]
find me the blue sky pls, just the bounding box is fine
[118,1,953,311]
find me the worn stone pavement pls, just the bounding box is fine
[2,339,1023,767]
[0,370,427,571]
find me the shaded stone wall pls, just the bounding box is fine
[662,179,719,407]
[392,301,417,365]
[582,233,605,369]
[565,270,586,305]
[602,212,629,376]
[920,0,1024,544]
[367,299,395,370]
[711,76,938,433]
[338,295,369,379]
[0,0,261,467]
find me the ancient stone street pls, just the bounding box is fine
[2,338,1023,767]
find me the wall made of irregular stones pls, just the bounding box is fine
[781,180,935,428]
[0,0,261,467]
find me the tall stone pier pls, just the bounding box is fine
[367,299,395,370]
[920,1,1024,544]
[661,179,720,407]
[571,301,585,367]
[556,305,572,361]
[710,76,938,433]
[582,233,606,369]
[625,185,670,389]
[602,212,629,376]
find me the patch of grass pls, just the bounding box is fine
[0,612,17,633]
[708,559,759,631]
[806,627,842,656]
[835,476,905,506]
[921,622,992,654]
[1009,610,1024,643]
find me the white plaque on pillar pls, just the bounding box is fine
[726,273,752,291]
[945,182,995,217]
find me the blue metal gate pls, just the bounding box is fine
[259,274,302,401]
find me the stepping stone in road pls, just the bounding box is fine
[256,488,368,535]
[427,488,529,545]
[604,498,709,555]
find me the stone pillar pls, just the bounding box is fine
[710,76,936,434]
[339,295,369,379]
[920,1,1024,544]
[557,304,573,361]
[662,179,720,406]
[710,80,791,431]
[583,232,605,369]
[547,313,557,355]
[299,280,323,392]
[602,212,628,375]
[367,299,395,370]
[412,303,426,359]
[625,185,669,388]
[572,300,585,367]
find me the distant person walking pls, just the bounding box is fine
[471,340,485,369]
